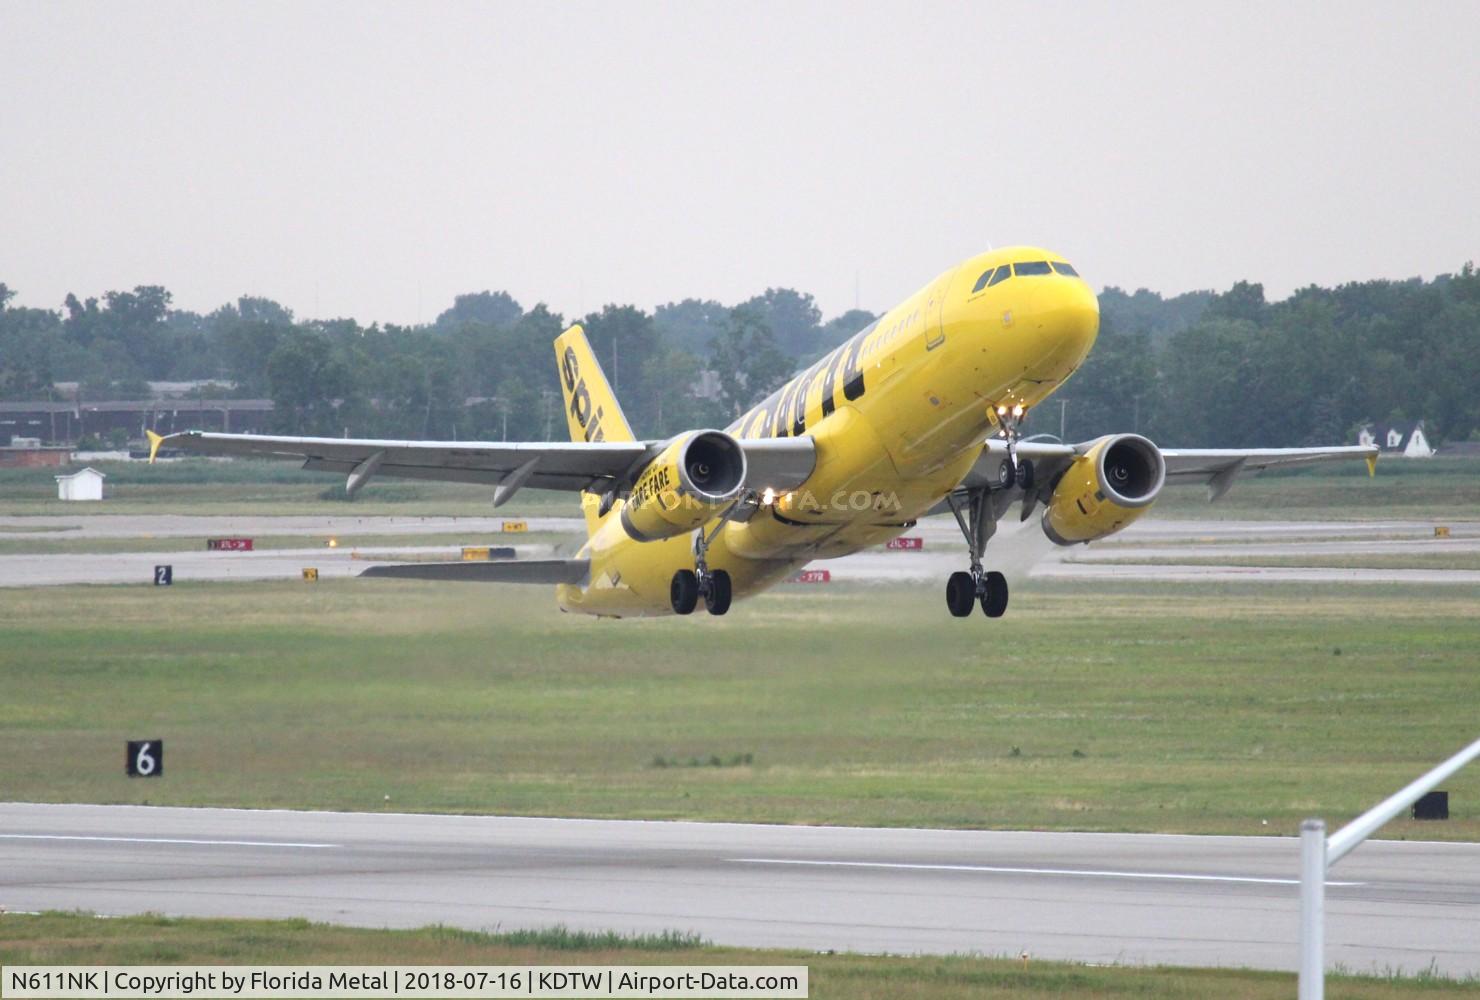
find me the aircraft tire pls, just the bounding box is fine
[705,570,732,616]
[946,571,976,617]
[671,570,699,615]
[1018,459,1035,492]
[981,570,1009,618]
[997,459,1017,490]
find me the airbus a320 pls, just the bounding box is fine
[150,247,1378,618]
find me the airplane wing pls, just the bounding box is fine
[359,558,589,584]
[959,438,1379,501]
[148,430,815,504]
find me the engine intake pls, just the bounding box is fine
[619,430,747,542]
[1041,434,1165,545]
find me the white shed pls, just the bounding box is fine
[55,467,106,501]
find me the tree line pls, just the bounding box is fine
[1,263,1477,447]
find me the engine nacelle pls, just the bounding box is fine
[1041,434,1165,545]
[619,430,747,542]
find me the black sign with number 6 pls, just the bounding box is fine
[127,739,163,777]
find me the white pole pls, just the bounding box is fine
[1298,818,1326,1000]
[1327,736,1480,865]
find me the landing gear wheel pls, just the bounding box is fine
[1017,459,1035,493]
[704,570,732,616]
[670,570,699,615]
[946,571,976,617]
[997,459,1017,491]
[980,570,1009,618]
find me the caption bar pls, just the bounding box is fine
[1,966,807,999]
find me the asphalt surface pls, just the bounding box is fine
[2,804,1477,975]
[0,545,556,588]
[0,514,578,539]
[1,515,1477,588]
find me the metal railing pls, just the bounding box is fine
[1299,735,1480,999]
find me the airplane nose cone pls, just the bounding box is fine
[1025,279,1099,381]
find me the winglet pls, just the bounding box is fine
[1367,451,1379,478]
[146,429,165,463]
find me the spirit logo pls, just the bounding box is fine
[562,345,606,442]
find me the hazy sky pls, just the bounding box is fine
[2,2,1477,326]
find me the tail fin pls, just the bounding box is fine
[555,324,634,444]
[554,324,635,535]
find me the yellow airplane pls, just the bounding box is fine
[150,247,1378,618]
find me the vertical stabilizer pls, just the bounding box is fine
[554,324,635,534]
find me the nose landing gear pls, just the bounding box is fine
[945,488,1011,619]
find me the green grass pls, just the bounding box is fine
[1,913,1474,998]
[1149,456,1480,520]
[1080,552,1480,571]
[0,460,578,517]
[2,577,1477,840]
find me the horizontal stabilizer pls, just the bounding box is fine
[359,559,589,585]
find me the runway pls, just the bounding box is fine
[1,514,1476,588]
[3,804,1478,975]
[0,514,581,540]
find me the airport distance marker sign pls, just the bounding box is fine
[152,565,172,586]
[126,740,163,778]
[789,569,831,584]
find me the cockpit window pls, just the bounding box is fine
[1014,261,1052,276]
[987,264,1011,286]
[971,269,994,294]
[1051,261,1080,276]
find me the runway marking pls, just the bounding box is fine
[0,834,338,849]
[730,858,1363,887]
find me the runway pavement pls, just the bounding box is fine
[0,545,555,588]
[0,514,581,540]
[1,514,1477,588]
[2,804,1476,975]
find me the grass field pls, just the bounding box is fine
[2,913,1474,998]
[1148,456,1480,520]
[1080,552,1480,571]
[2,576,1477,839]
[0,461,574,517]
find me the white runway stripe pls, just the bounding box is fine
[0,834,338,849]
[730,857,1363,887]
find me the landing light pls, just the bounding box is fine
[761,487,776,505]
[1012,404,1025,417]
[996,405,1007,416]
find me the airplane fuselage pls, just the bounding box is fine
[557,246,1100,616]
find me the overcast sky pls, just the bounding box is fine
[2,2,1477,326]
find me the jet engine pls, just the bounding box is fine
[1041,434,1165,545]
[619,430,747,542]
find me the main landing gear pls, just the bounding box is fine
[670,497,745,616]
[670,567,730,616]
[945,488,1010,619]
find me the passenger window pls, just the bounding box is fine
[971,269,994,294]
[988,265,1011,286]
[1014,261,1052,276]
[1051,261,1080,276]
